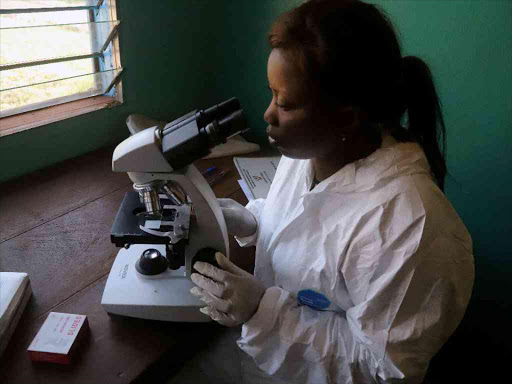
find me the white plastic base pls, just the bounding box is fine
[101,244,210,322]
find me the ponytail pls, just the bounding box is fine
[401,56,447,191]
[268,0,448,190]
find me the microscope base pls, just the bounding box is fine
[101,244,210,322]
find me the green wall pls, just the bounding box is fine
[1,0,510,379]
[371,1,511,380]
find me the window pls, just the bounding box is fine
[0,0,122,134]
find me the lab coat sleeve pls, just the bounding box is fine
[234,198,266,247]
[237,212,474,383]
[238,286,371,384]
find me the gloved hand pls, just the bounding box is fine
[190,252,265,327]
[217,198,257,238]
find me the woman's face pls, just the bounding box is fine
[264,49,347,159]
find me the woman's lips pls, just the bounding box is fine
[267,126,280,147]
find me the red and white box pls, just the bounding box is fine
[27,312,89,364]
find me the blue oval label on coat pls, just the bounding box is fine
[297,289,331,310]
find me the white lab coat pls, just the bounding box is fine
[235,138,474,384]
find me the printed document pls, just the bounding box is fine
[234,156,281,200]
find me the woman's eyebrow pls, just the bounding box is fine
[268,85,280,95]
[269,85,290,98]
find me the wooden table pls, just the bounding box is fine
[0,145,257,384]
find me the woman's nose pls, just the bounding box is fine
[264,101,277,126]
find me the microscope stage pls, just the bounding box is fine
[111,192,182,247]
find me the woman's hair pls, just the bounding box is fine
[269,0,448,190]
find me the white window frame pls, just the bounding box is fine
[0,0,123,136]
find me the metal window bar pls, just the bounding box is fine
[2,68,119,93]
[1,53,103,72]
[0,1,104,14]
[89,7,102,74]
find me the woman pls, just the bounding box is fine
[190,0,474,383]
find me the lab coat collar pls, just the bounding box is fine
[304,135,431,195]
[303,160,355,194]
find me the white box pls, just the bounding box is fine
[27,312,89,364]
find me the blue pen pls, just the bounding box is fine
[202,166,217,177]
[208,169,230,186]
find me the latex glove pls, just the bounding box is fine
[218,198,257,238]
[190,252,265,327]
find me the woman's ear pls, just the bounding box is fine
[338,105,365,136]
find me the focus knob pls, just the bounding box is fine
[136,248,168,275]
[192,248,220,275]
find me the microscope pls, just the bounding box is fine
[101,98,247,322]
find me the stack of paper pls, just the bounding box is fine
[0,272,32,356]
[234,156,281,200]
[203,135,260,159]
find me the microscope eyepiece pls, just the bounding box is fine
[161,97,248,170]
[200,97,241,126]
[202,109,247,146]
[218,109,246,136]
